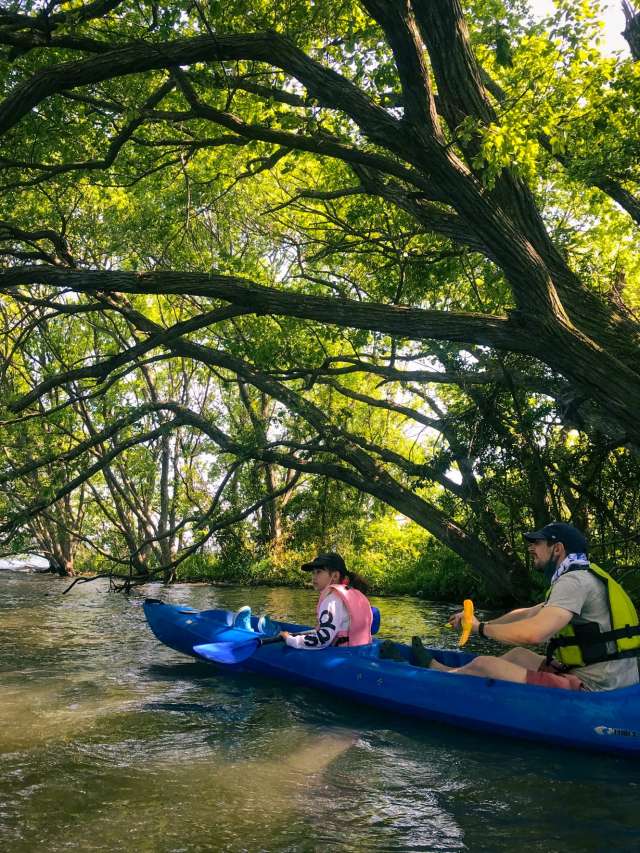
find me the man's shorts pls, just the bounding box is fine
[525,660,585,690]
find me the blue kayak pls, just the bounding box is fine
[143,599,640,757]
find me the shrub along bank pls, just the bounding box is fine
[175,537,496,604]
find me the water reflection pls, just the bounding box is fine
[1,573,638,853]
[23,728,356,853]
[0,676,139,752]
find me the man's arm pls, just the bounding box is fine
[450,602,544,630]
[489,603,545,624]
[477,605,573,646]
[449,604,544,628]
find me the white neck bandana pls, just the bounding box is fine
[550,552,590,585]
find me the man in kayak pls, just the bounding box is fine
[421,522,640,691]
[279,553,373,650]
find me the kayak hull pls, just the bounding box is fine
[143,599,640,757]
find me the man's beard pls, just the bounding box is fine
[542,557,557,585]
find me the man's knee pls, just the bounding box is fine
[456,654,528,684]
[501,647,544,669]
[459,655,493,675]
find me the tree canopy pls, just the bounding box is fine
[1,0,639,599]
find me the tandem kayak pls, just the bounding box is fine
[143,599,640,757]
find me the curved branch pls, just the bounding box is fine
[1,32,113,57]
[0,401,173,485]
[272,356,561,396]
[0,266,533,354]
[8,301,251,412]
[0,80,174,191]
[0,417,186,537]
[0,220,75,267]
[96,298,525,592]
[0,31,397,139]
[145,102,438,197]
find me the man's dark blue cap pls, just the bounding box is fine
[301,552,346,574]
[524,522,588,555]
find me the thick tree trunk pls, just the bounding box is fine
[46,556,68,576]
[259,464,283,549]
[623,1,640,60]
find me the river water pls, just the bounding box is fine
[1,572,638,852]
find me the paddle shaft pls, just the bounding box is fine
[259,635,286,647]
[259,629,314,646]
[193,629,311,664]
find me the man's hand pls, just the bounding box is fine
[448,610,464,629]
[448,610,480,633]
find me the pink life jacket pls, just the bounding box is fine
[316,583,373,647]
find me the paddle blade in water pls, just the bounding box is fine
[459,599,474,647]
[193,638,259,664]
[193,633,285,664]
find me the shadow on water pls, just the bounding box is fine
[145,661,221,680]
[1,574,639,852]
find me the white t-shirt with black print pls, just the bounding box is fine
[284,592,349,649]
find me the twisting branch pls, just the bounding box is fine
[361,0,442,135]
[0,266,532,355]
[0,80,175,191]
[8,302,252,413]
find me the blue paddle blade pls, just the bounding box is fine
[194,633,285,665]
[193,638,260,664]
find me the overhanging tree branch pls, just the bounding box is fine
[0,265,537,354]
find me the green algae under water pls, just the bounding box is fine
[1,572,638,852]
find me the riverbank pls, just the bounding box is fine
[5,545,532,606]
[170,547,502,603]
[61,550,504,605]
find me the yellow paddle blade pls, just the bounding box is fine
[459,599,474,647]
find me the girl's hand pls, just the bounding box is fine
[279,630,290,640]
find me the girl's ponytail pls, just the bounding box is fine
[346,570,369,595]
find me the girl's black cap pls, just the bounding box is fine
[301,552,347,573]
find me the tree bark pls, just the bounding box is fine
[623,1,640,60]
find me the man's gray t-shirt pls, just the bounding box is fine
[546,570,639,691]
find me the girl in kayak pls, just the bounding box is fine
[279,553,373,650]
